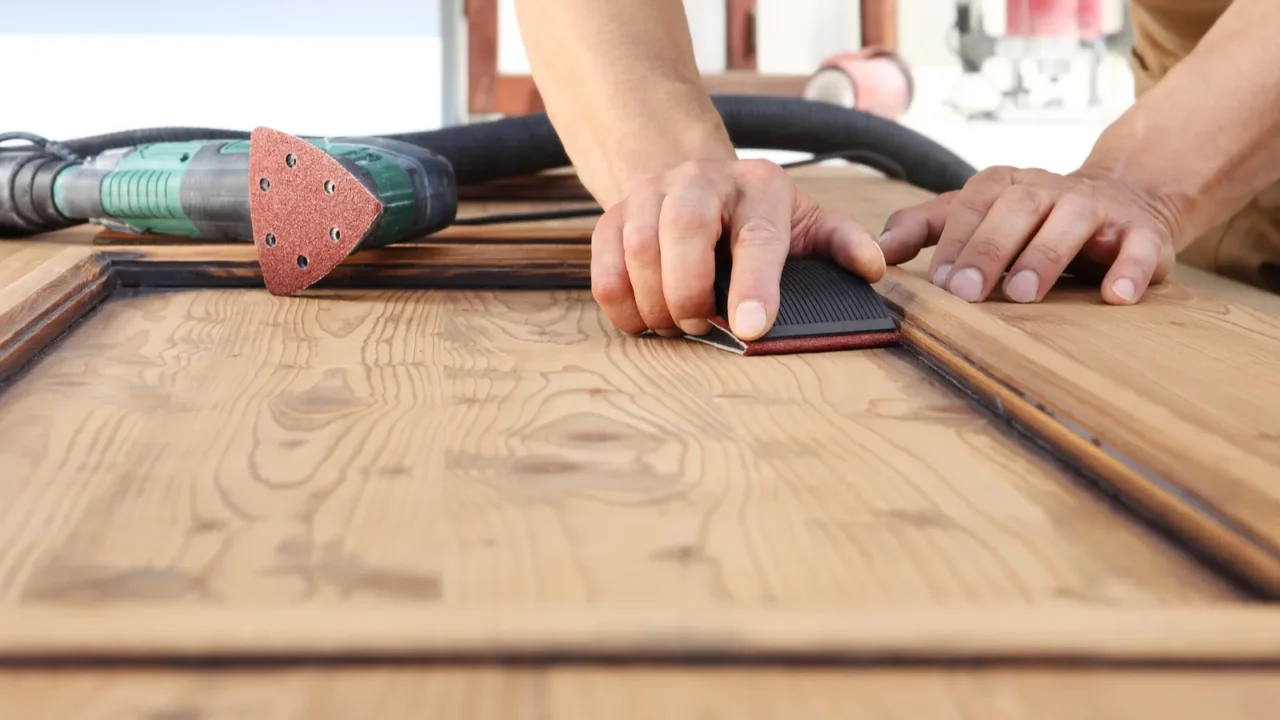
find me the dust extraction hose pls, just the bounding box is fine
[3,96,976,236]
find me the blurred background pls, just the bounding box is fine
[3,0,1137,176]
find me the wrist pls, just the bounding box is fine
[1080,117,1199,249]
[588,96,737,206]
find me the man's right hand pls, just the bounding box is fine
[589,158,888,340]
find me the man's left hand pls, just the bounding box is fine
[877,165,1181,305]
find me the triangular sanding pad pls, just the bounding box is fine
[248,127,384,296]
[687,256,900,356]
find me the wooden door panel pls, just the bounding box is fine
[2,170,1279,677]
[0,284,1235,609]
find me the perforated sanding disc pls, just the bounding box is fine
[688,256,900,356]
[248,127,384,296]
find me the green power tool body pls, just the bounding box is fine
[7,127,457,294]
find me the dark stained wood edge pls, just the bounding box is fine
[726,0,757,70]
[898,322,1280,598]
[0,253,116,386]
[1,605,1279,665]
[102,242,592,290]
[466,0,499,115]
[877,275,1280,598]
[860,0,899,50]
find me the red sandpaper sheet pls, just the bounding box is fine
[689,316,900,356]
[247,127,384,296]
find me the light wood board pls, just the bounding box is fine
[4,668,1280,720]
[0,287,1233,613]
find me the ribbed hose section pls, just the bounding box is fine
[385,96,978,193]
[52,97,977,194]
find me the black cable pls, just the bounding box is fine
[0,132,81,162]
[452,148,909,227]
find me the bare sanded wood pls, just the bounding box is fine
[878,264,1280,593]
[3,667,1280,719]
[2,606,1279,662]
[0,288,1235,616]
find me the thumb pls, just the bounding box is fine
[879,191,956,265]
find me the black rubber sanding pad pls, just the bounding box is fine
[248,127,384,296]
[687,256,900,356]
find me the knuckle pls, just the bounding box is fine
[735,218,787,249]
[666,289,710,319]
[670,159,722,183]
[970,165,1015,188]
[591,272,630,306]
[1022,241,1069,268]
[637,303,674,326]
[965,238,1008,265]
[1012,167,1056,186]
[954,192,992,216]
[663,198,721,235]
[735,158,786,185]
[1002,185,1050,216]
[621,223,660,258]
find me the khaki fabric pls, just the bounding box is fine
[1129,0,1280,292]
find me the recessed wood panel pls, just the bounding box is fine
[0,284,1237,611]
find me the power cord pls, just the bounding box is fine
[0,132,83,162]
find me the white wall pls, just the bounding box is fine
[494,0,863,78]
[3,0,454,138]
[756,0,862,74]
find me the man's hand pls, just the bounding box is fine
[591,158,887,339]
[878,166,1180,305]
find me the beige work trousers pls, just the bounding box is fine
[1129,0,1280,292]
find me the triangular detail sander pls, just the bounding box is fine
[247,127,457,296]
[687,256,900,356]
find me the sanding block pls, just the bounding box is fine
[687,256,900,356]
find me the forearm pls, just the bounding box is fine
[1083,0,1280,248]
[513,0,735,207]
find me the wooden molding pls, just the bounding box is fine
[3,605,1280,663]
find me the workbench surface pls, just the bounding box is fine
[1,167,1278,717]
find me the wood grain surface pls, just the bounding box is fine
[878,262,1280,593]
[0,243,114,385]
[3,667,1280,720]
[0,286,1237,615]
[3,606,1280,662]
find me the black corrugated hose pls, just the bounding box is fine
[2,96,976,236]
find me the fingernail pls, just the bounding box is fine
[878,230,892,246]
[1005,270,1040,303]
[678,319,712,336]
[1111,278,1137,303]
[733,301,767,340]
[932,263,953,288]
[948,268,985,302]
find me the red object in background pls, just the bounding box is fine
[1006,0,1104,39]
